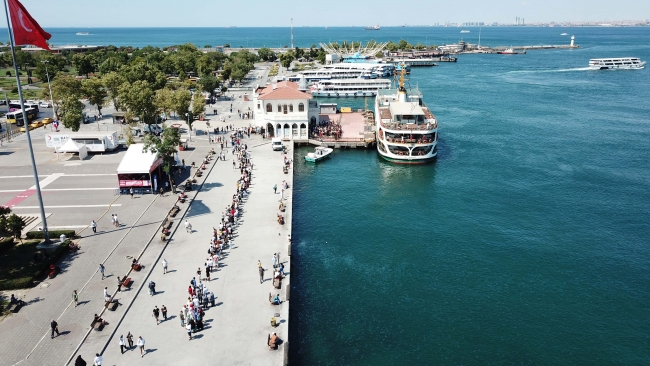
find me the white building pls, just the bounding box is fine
[254,81,319,140]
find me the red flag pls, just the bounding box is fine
[7,0,51,50]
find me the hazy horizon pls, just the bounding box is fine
[15,0,650,28]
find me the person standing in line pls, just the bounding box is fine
[281,187,285,199]
[93,353,102,366]
[72,290,78,307]
[99,264,105,280]
[136,336,145,357]
[205,265,210,281]
[126,332,134,349]
[179,310,185,327]
[161,305,168,321]
[119,335,126,354]
[186,322,193,340]
[129,187,134,199]
[197,267,202,280]
[162,258,168,274]
[259,265,265,284]
[91,220,97,233]
[50,319,60,338]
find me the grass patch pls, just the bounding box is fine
[0,239,67,291]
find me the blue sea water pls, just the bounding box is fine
[34,26,650,364]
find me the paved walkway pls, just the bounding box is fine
[76,135,292,365]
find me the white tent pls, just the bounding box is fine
[116,144,161,174]
[57,138,80,153]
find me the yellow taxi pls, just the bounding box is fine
[30,120,44,129]
[41,117,54,125]
[19,125,34,132]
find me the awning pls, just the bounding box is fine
[116,144,161,174]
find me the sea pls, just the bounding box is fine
[49,27,650,364]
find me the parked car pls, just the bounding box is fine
[39,101,52,108]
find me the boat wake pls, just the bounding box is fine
[508,67,592,74]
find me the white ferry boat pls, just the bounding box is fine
[588,58,646,70]
[296,63,391,82]
[311,78,391,97]
[375,68,438,164]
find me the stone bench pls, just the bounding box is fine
[92,320,104,331]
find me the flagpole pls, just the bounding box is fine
[3,0,50,242]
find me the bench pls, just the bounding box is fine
[121,277,132,289]
[105,300,119,311]
[7,303,21,313]
[92,320,104,331]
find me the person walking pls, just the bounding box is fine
[259,265,265,284]
[114,214,119,227]
[119,335,126,354]
[91,220,97,233]
[136,336,145,357]
[161,305,168,321]
[72,290,78,307]
[272,253,278,268]
[130,187,134,199]
[148,280,156,296]
[153,306,160,324]
[186,322,193,340]
[50,319,60,338]
[99,264,105,280]
[185,220,192,233]
[126,332,134,349]
[197,267,202,280]
[110,214,115,227]
[162,259,168,274]
[273,184,277,194]
[93,353,102,366]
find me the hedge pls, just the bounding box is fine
[26,230,76,239]
[0,240,70,291]
[0,236,15,253]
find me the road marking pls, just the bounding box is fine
[61,174,117,177]
[0,175,50,179]
[12,204,123,209]
[0,189,25,193]
[42,188,117,191]
[47,225,88,229]
[29,172,63,190]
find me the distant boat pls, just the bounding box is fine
[305,147,333,163]
[365,25,380,30]
[460,30,470,33]
[497,48,525,55]
[560,33,569,36]
[76,32,89,36]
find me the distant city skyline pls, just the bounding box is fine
[16,0,650,28]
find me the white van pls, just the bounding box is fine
[272,138,283,151]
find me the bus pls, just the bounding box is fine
[9,101,39,113]
[6,108,38,126]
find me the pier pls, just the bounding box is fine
[296,109,376,149]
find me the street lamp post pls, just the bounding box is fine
[41,60,56,129]
[185,112,192,142]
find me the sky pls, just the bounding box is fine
[17,0,650,27]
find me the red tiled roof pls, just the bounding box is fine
[258,82,312,100]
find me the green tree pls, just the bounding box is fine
[72,53,96,77]
[142,125,181,182]
[51,75,82,113]
[415,43,425,50]
[82,78,107,114]
[191,94,206,119]
[124,123,135,146]
[172,89,191,119]
[278,50,295,68]
[154,87,175,119]
[102,71,126,111]
[6,214,25,240]
[257,47,275,62]
[0,206,11,234]
[14,49,33,70]
[60,96,84,132]
[197,74,219,95]
[119,80,157,124]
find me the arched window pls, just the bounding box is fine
[298,103,305,112]
[283,104,288,114]
[289,104,294,112]
[266,103,272,112]
[277,104,282,112]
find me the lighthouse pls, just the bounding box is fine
[570,35,575,47]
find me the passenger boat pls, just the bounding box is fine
[311,78,391,97]
[588,58,646,70]
[76,32,89,36]
[460,30,470,33]
[497,48,525,54]
[365,25,380,30]
[293,63,392,82]
[304,146,333,163]
[375,66,438,164]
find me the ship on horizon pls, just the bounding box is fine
[365,25,380,30]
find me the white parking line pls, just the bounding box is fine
[61,174,117,177]
[0,175,50,179]
[12,204,123,209]
[48,225,88,229]
[42,188,117,191]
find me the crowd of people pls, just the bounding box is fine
[312,119,343,140]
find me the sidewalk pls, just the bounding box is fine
[78,135,292,365]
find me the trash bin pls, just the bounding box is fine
[60,234,66,242]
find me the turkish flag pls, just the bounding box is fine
[7,0,51,50]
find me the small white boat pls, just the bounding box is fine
[460,30,470,33]
[76,32,89,36]
[305,146,333,163]
[560,33,569,36]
